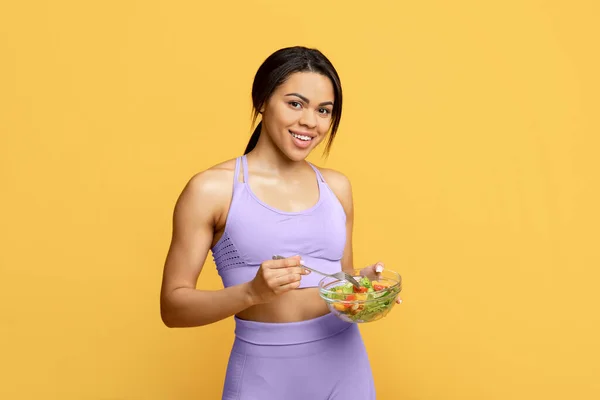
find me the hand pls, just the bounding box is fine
[359,261,403,304]
[247,255,310,305]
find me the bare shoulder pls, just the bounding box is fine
[313,165,353,214]
[183,158,236,198]
[174,158,238,222]
[318,167,352,190]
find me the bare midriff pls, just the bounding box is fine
[236,287,330,323]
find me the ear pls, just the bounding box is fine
[259,99,269,114]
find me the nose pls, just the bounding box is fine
[299,109,317,129]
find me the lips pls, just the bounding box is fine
[288,129,317,139]
[290,132,312,141]
[289,130,314,149]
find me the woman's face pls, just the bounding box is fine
[261,71,335,161]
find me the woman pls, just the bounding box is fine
[160,46,401,400]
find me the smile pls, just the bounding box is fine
[289,130,313,141]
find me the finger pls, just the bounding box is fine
[361,263,383,279]
[396,297,403,304]
[271,256,302,269]
[272,266,308,280]
[277,280,302,292]
[286,266,311,276]
[275,273,302,286]
[372,262,384,280]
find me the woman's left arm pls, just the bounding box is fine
[318,168,355,274]
[321,168,402,304]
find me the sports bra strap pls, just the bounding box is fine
[233,156,241,182]
[308,162,326,183]
[241,155,250,184]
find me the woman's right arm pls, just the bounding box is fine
[159,170,254,327]
[159,169,308,328]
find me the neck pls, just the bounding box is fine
[246,127,308,175]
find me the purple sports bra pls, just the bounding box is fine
[210,155,347,289]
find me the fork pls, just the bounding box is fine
[272,255,361,288]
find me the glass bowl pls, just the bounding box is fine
[318,268,402,323]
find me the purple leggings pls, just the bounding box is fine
[221,312,376,400]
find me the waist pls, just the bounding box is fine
[236,287,329,323]
[234,311,353,345]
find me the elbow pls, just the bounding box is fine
[161,307,189,328]
[160,305,176,328]
[161,312,177,328]
[160,287,207,328]
[160,294,180,328]
[160,294,197,328]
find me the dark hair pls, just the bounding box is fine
[243,46,343,156]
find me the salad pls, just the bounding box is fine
[321,275,400,322]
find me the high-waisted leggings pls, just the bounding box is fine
[221,312,376,400]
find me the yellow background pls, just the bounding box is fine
[1,1,599,399]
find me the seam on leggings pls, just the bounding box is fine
[326,387,335,400]
[235,353,247,400]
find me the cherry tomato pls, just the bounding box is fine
[373,284,385,291]
[342,294,356,310]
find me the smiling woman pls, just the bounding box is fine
[254,73,335,155]
[285,89,333,148]
[244,46,343,158]
[159,46,399,400]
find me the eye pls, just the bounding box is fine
[318,108,332,116]
[288,101,302,109]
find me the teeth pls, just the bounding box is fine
[290,132,311,141]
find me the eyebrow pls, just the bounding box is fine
[285,93,334,107]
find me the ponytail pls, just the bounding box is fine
[244,121,262,154]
